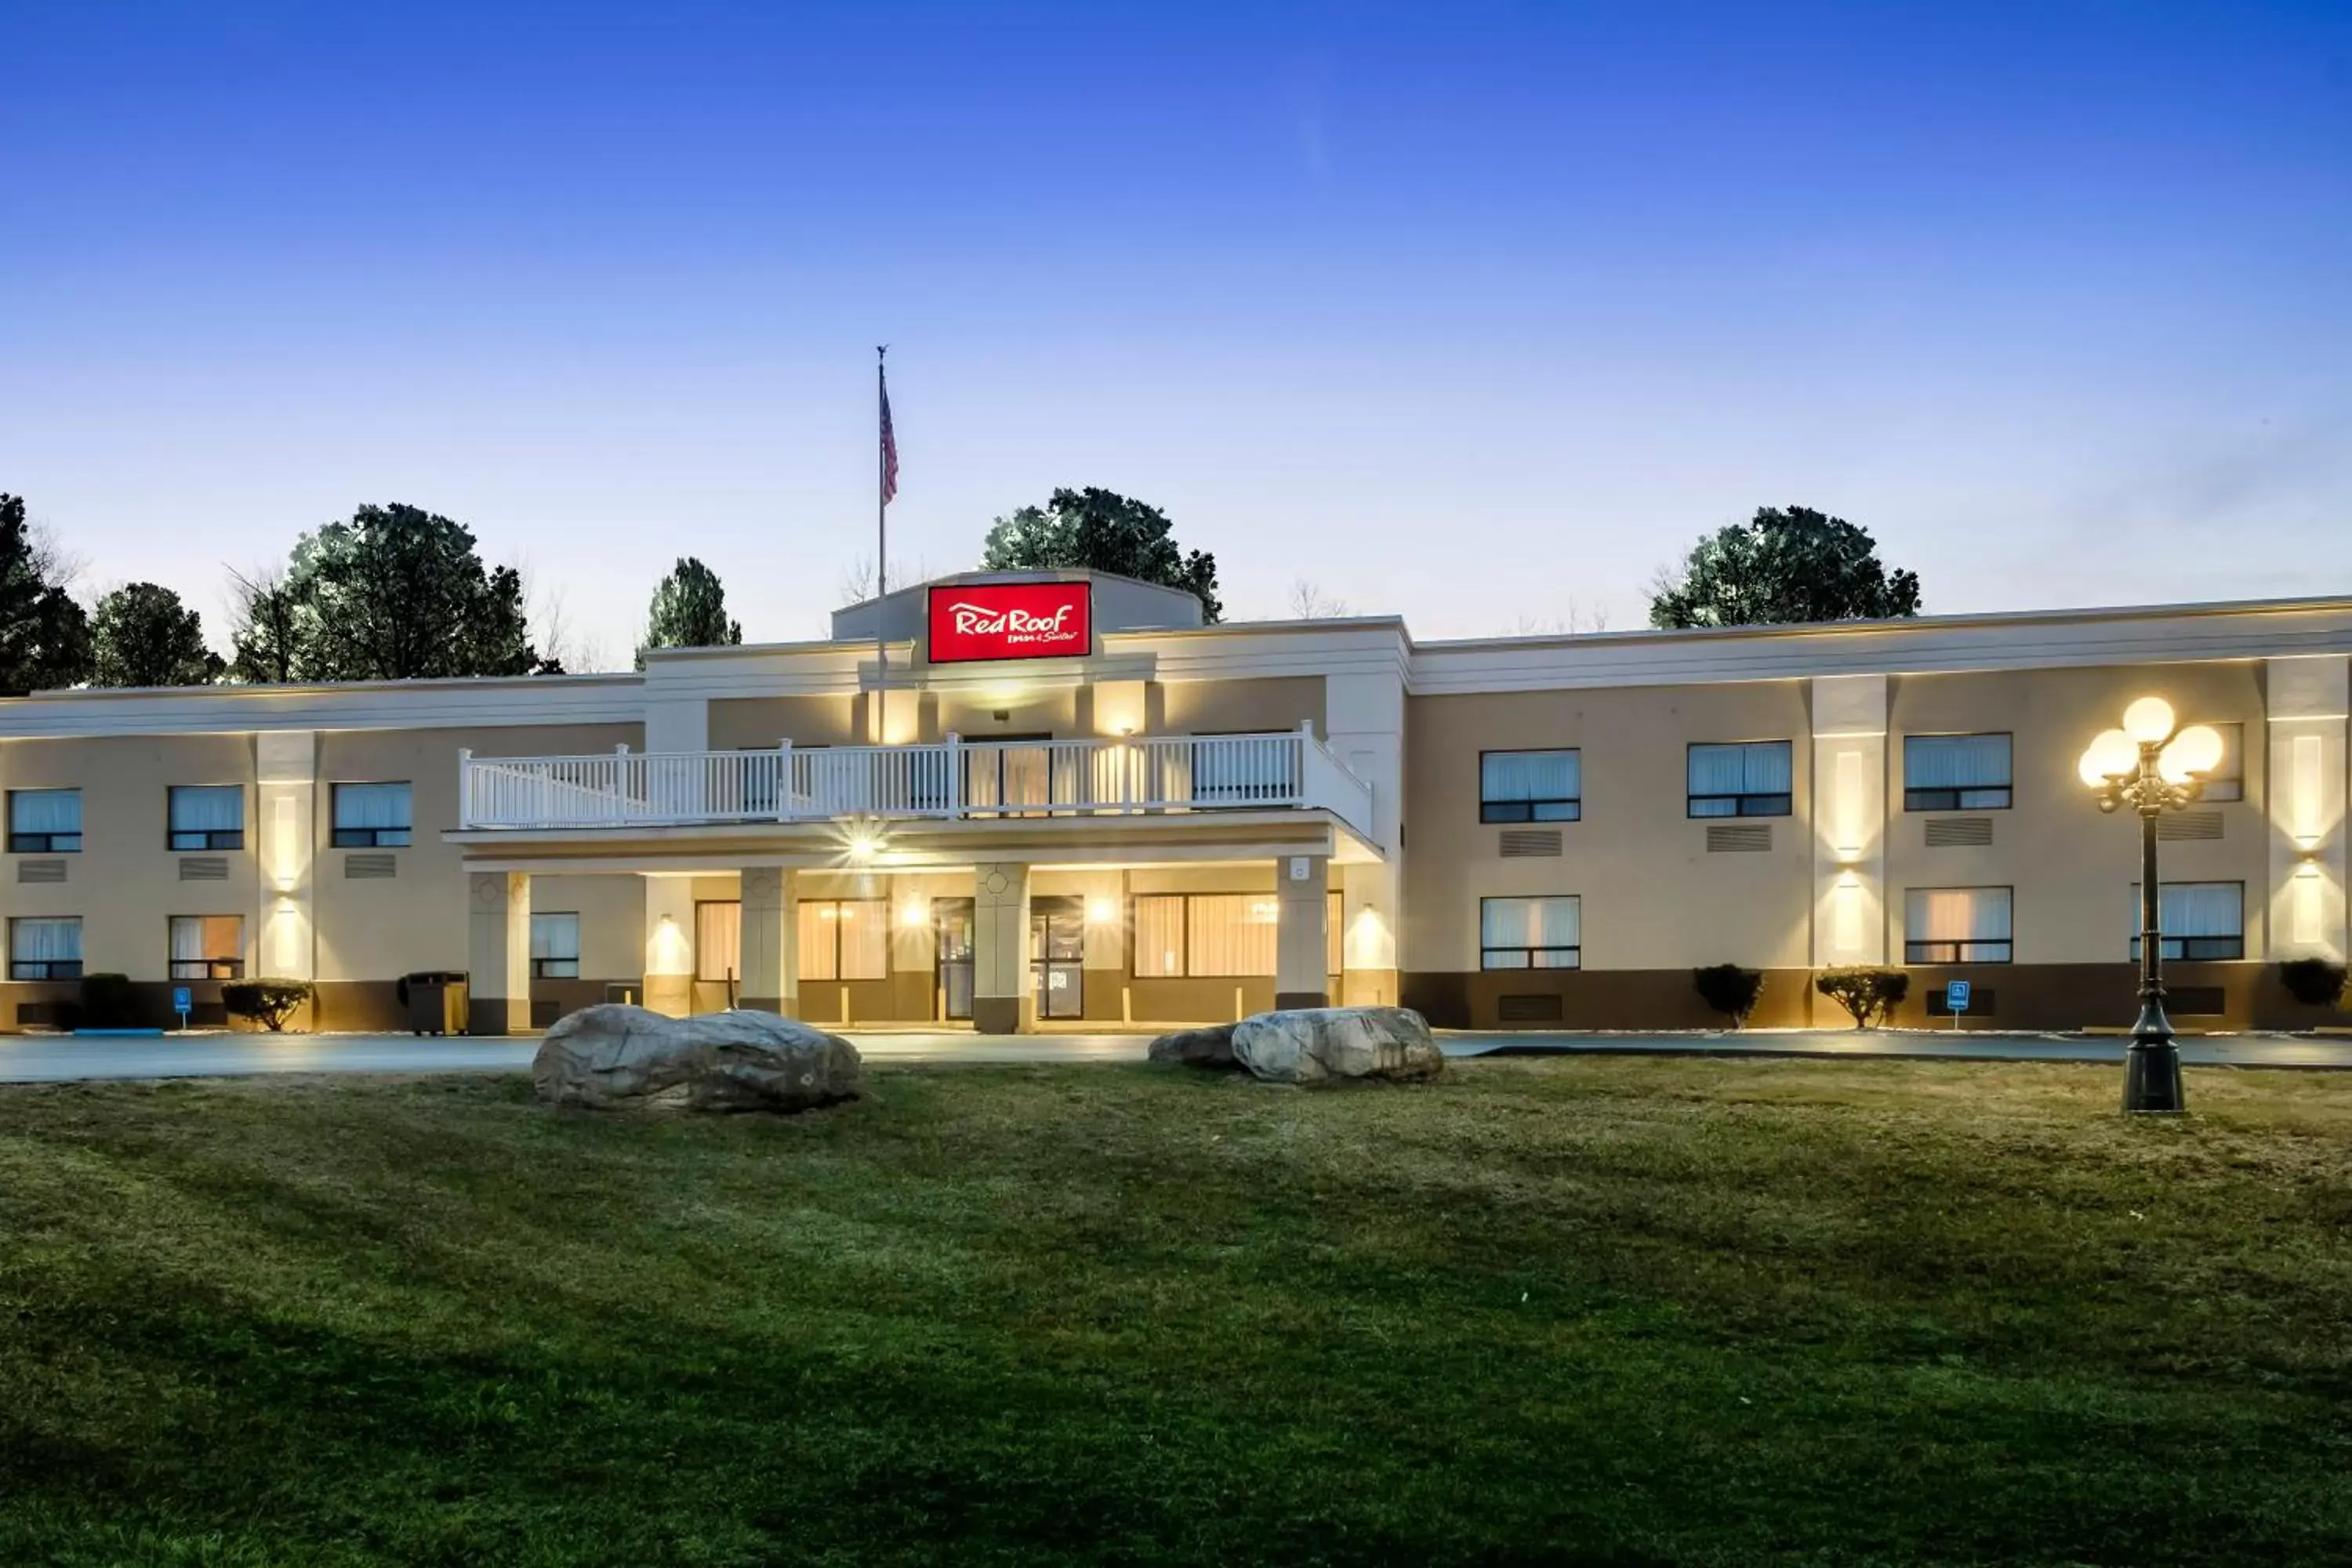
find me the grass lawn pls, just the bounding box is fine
[4,1059,2351,1567]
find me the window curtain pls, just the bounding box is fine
[699,901,743,982]
[335,782,411,829]
[1904,735,2010,789]
[2131,883,2242,940]
[795,902,834,982]
[169,916,207,966]
[1907,887,2012,942]
[169,916,241,968]
[1483,750,1578,802]
[531,913,580,963]
[837,900,889,981]
[12,917,81,963]
[1481,897,1579,963]
[10,789,80,834]
[170,786,242,833]
[1185,893,1278,976]
[1687,746,1749,797]
[1133,895,1185,978]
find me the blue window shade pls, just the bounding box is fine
[1904,734,2013,811]
[169,786,244,849]
[9,789,83,851]
[1688,742,1793,817]
[332,782,413,847]
[10,916,82,979]
[2128,882,2245,961]
[1481,750,1580,822]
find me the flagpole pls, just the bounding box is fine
[876,344,888,745]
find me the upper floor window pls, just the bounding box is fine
[1481,750,1580,823]
[169,786,245,851]
[10,916,82,980]
[1904,886,2013,964]
[331,782,412,848]
[1687,742,1793,818]
[169,915,245,980]
[2129,882,2245,961]
[532,913,581,978]
[1479,895,1581,970]
[2192,722,2244,803]
[1904,734,2012,811]
[9,789,82,853]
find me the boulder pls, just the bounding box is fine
[1230,1006,1443,1087]
[533,1005,861,1113]
[1146,1022,1241,1069]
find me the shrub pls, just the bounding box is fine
[1693,964,1765,1028]
[2278,957,2348,1010]
[78,972,136,1029]
[1814,967,1909,1029]
[223,978,314,1033]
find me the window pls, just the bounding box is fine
[1130,893,1279,977]
[331,782,412,848]
[9,789,82,853]
[168,915,244,980]
[1904,887,2013,964]
[169,786,245,851]
[2191,722,2244,803]
[1903,734,2012,811]
[1481,750,1580,823]
[2129,882,2245,961]
[799,899,888,982]
[1687,742,1793,818]
[695,901,741,983]
[532,913,581,978]
[1480,896,1581,970]
[11,916,82,980]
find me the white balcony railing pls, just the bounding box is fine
[459,726,1377,844]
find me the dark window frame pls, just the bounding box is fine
[166,786,246,852]
[7,787,84,854]
[1686,740,1795,819]
[10,915,84,981]
[2128,880,2247,963]
[1479,749,1581,825]
[1477,895,1582,971]
[532,911,583,979]
[329,781,414,848]
[1902,884,2016,966]
[1902,732,2015,813]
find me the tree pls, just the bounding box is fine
[1649,506,1922,630]
[981,487,1222,622]
[1288,579,1351,619]
[90,583,225,687]
[0,493,93,691]
[227,504,538,681]
[1814,967,1909,1029]
[637,557,742,666]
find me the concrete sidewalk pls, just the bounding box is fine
[3,1025,2349,1084]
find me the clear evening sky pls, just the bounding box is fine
[4,2,2347,666]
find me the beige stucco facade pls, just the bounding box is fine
[1,572,2347,1034]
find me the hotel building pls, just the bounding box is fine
[0,570,2345,1035]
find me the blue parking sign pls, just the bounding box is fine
[1945,980,1971,1014]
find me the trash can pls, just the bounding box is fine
[397,971,470,1036]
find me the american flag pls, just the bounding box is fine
[879,368,898,506]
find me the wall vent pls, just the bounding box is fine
[1925,817,1994,848]
[179,856,230,882]
[2167,986,2227,1017]
[1705,824,1772,853]
[344,852,398,880]
[15,1003,55,1028]
[1498,829,1563,858]
[16,859,67,884]
[2158,811,2224,842]
[1496,993,1566,1024]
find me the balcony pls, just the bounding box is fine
[459,728,1377,844]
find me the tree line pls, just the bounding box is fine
[0,485,1922,692]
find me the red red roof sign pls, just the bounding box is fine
[926,581,1094,664]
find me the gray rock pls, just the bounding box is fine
[1230,1007,1443,1087]
[533,1004,861,1112]
[1146,1022,1241,1069]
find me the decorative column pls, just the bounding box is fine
[253,731,318,984]
[1275,853,1330,1011]
[2267,655,2350,961]
[642,877,696,1016]
[971,862,1033,1034]
[1325,669,1405,1007]
[739,866,799,1017]
[1809,674,1889,972]
[466,870,532,1034]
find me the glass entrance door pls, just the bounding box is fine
[1031,898,1083,1020]
[935,898,975,1021]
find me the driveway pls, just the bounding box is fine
[3,1025,2347,1084]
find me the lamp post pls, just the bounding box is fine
[2077,699,2226,1115]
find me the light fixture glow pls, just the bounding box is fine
[2158,723,2224,784]
[1087,895,1117,924]
[2078,728,2138,786]
[2122,696,2176,746]
[898,898,930,929]
[846,833,877,862]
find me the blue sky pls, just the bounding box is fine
[3,0,2347,664]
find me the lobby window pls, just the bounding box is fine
[169,786,245,851]
[1687,742,1793,818]
[695,901,741,983]
[9,789,82,853]
[1479,896,1581,970]
[1131,893,1279,977]
[2190,722,2244,803]
[1903,734,2012,811]
[1481,750,1580,823]
[800,899,888,982]
[2129,882,2245,961]
[10,916,82,980]
[532,913,581,978]
[331,782,412,848]
[168,915,244,980]
[1903,887,2013,964]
